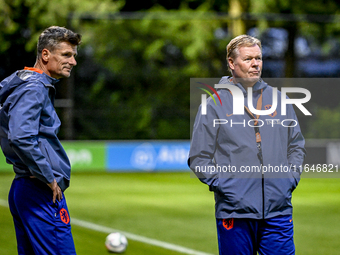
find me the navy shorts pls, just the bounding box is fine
[216,215,295,255]
[8,177,76,255]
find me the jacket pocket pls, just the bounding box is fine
[38,139,58,170]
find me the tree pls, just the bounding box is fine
[252,0,340,77]
[2,0,340,140]
[74,4,228,139]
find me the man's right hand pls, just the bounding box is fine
[47,179,62,203]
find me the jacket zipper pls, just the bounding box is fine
[255,126,265,219]
[262,165,265,219]
[244,88,265,219]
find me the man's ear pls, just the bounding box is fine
[228,57,235,70]
[41,49,50,62]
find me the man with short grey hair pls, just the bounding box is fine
[0,26,81,254]
[188,34,306,255]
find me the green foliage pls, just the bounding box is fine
[75,4,229,139]
[0,0,123,74]
[252,0,340,40]
[306,106,340,139]
[1,0,340,139]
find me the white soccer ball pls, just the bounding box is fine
[105,232,128,253]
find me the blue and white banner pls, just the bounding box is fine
[107,141,190,171]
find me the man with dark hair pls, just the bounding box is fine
[0,26,81,254]
[188,34,306,254]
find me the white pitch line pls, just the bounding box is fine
[0,199,214,255]
[0,198,9,208]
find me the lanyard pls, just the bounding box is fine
[243,89,264,163]
[244,89,263,143]
[226,85,264,161]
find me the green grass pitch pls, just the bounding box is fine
[0,172,340,254]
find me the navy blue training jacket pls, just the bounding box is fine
[0,70,71,191]
[188,76,306,220]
